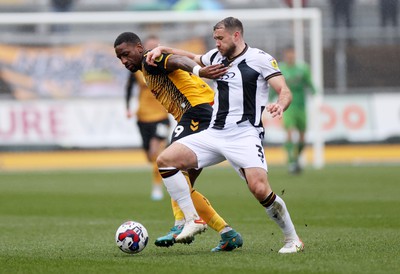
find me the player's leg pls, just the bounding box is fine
[153,169,208,247]
[142,119,170,200]
[285,128,297,173]
[148,137,167,200]
[137,121,160,200]
[154,178,234,248]
[183,169,242,252]
[157,141,207,243]
[283,111,297,173]
[298,130,305,156]
[186,168,201,186]
[289,110,307,174]
[295,110,307,173]
[155,115,207,245]
[159,125,244,246]
[155,166,241,250]
[154,198,186,247]
[185,169,227,232]
[244,167,303,253]
[171,128,243,251]
[182,124,242,248]
[224,126,303,253]
[180,133,243,252]
[293,130,305,173]
[153,141,188,246]
[157,104,237,247]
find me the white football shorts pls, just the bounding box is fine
[176,121,268,179]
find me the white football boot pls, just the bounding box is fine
[278,238,304,254]
[175,218,207,244]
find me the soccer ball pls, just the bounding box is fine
[115,220,149,254]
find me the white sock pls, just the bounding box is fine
[265,195,298,241]
[161,168,199,222]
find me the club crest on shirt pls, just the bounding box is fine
[270,59,279,70]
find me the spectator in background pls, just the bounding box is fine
[330,0,355,28]
[379,0,398,27]
[51,0,75,32]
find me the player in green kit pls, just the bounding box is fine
[272,47,316,174]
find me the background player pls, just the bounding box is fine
[146,17,304,253]
[125,36,170,200]
[115,32,243,252]
[271,47,316,174]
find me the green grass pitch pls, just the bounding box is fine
[0,165,399,274]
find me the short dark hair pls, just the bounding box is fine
[114,32,141,48]
[213,17,244,36]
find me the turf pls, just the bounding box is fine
[0,165,399,274]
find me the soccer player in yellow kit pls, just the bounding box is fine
[115,31,243,251]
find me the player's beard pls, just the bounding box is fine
[129,64,140,73]
[220,43,236,60]
[130,67,139,72]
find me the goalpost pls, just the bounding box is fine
[0,8,324,168]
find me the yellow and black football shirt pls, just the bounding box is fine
[141,52,214,122]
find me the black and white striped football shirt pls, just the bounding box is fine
[200,45,281,130]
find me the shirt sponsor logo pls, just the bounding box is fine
[220,72,235,80]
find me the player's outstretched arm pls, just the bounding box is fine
[165,55,227,79]
[146,46,202,66]
[266,75,292,119]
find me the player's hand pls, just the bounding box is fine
[266,103,284,119]
[199,64,227,79]
[126,110,133,119]
[146,48,162,67]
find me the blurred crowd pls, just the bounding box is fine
[0,0,398,29]
[0,0,399,99]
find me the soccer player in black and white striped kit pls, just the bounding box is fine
[147,17,304,253]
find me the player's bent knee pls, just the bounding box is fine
[247,172,271,201]
[156,151,184,170]
[156,153,170,168]
[248,181,268,201]
[156,143,197,170]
